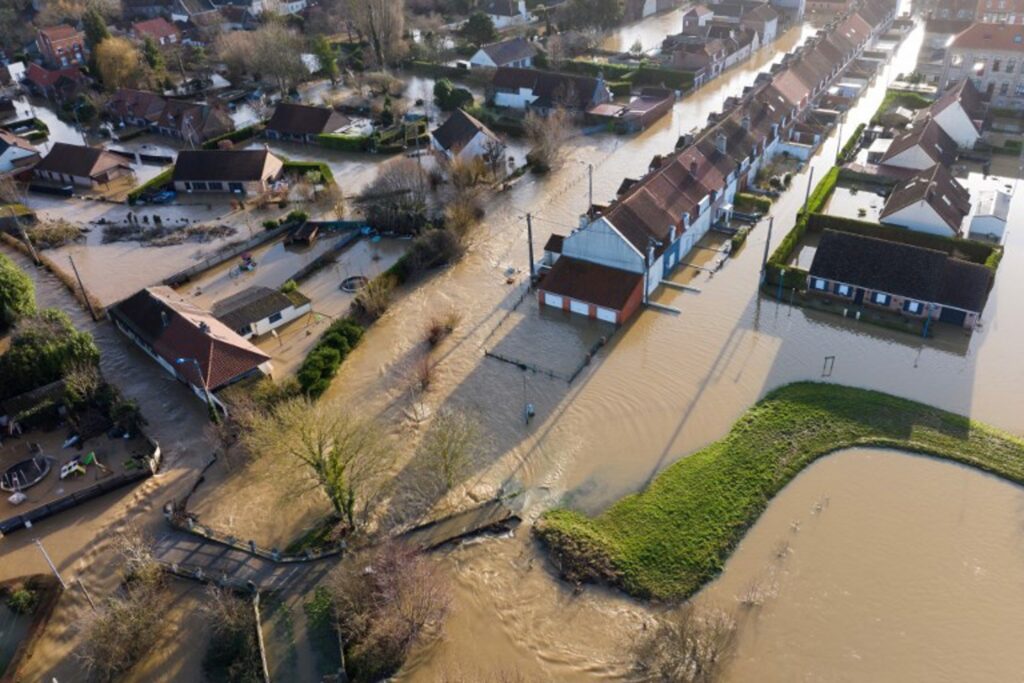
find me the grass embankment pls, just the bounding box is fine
[535,382,1024,601]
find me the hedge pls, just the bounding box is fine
[837,122,866,162]
[734,192,772,213]
[871,89,932,123]
[201,124,264,150]
[633,65,695,90]
[296,316,365,397]
[126,167,174,203]
[994,138,1023,155]
[730,226,750,252]
[316,133,373,152]
[562,60,635,79]
[282,160,335,184]
[763,167,840,289]
[608,80,633,98]
[805,213,1001,270]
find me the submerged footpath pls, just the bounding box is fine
[535,382,1024,601]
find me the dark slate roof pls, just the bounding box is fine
[881,117,957,168]
[930,77,985,128]
[212,285,310,332]
[479,37,537,66]
[172,149,277,182]
[431,108,496,152]
[109,286,270,390]
[492,67,601,110]
[34,143,129,178]
[266,103,350,136]
[809,230,992,312]
[881,164,970,233]
[482,0,521,16]
[543,233,564,254]
[539,256,642,311]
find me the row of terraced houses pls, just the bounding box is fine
[535,0,897,324]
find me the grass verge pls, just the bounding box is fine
[535,382,1024,601]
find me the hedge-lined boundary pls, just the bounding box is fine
[201,124,264,150]
[535,382,1024,600]
[297,316,365,397]
[764,166,840,289]
[282,160,335,184]
[126,167,174,203]
[837,122,866,162]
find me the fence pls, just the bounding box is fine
[0,438,161,537]
[161,222,292,287]
[287,224,366,285]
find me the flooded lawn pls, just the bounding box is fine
[699,447,1024,682]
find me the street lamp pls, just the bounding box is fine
[175,356,217,418]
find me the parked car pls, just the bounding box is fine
[149,190,177,204]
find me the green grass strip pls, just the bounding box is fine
[535,382,1024,601]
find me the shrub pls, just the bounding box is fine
[0,309,100,401]
[297,316,365,398]
[317,133,373,152]
[285,210,309,224]
[200,124,263,150]
[126,167,173,204]
[0,252,36,330]
[263,219,280,230]
[433,79,474,111]
[837,122,866,162]
[353,273,397,321]
[281,279,298,293]
[7,588,37,614]
[734,193,771,213]
[730,226,751,253]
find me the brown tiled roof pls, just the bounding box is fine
[809,230,991,312]
[110,286,270,390]
[157,99,233,140]
[479,37,537,66]
[35,143,130,178]
[432,108,497,152]
[951,22,1024,51]
[132,17,179,40]
[107,88,167,123]
[266,103,350,136]
[881,118,958,167]
[539,257,642,310]
[25,62,85,88]
[38,25,81,41]
[881,164,970,233]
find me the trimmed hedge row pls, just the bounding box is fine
[633,65,695,90]
[734,192,772,213]
[297,317,365,397]
[126,167,174,203]
[282,160,335,184]
[317,133,374,152]
[560,60,695,90]
[837,122,866,162]
[201,124,264,150]
[763,167,840,288]
[730,226,751,252]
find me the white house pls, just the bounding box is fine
[212,285,312,339]
[924,77,984,149]
[491,68,611,113]
[431,108,502,162]
[0,130,40,175]
[880,164,971,237]
[480,0,531,28]
[879,118,958,170]
[969,190,1010,241]
[470,37,537,69]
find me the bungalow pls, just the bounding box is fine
[265,103,351,143]
[807,230,991,329]
[431,108,502,162]
[0,130,40,175]
[538,256,644,324]
[880,164,971,237]
[36,25,86,67]
[172,148,283,194]
[132,17,181,45]
[879,117,958,170]
[212,285,312,339]
[470,37,537,70]
[33,143,134,188]
[920,77,984,149]
[108,286,272,412]
[155,99,234,144]
[491,67,611,114]
[968,190,1010,241]
[22,62,87,103]
[480,0,531,28]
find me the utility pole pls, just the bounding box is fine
[760,216,774,283]
[68,254,98,321]
[526,213,536,286]
[34,538,67,589]
[588,163,593,209]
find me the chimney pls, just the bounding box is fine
[715,132,727,154]
[669,225,676,243]
[160,310,170,328]
[690,160,698,176]
[741,114,751,131]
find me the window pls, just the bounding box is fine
[951,54,963,67]
[268,312,283,324]
[835,283,851,296]
[904,300,922,314]
[1008,59,1017,73]
[873,292,890,305]
[1001,82,1010,95]
[1017,83,1024,97]
[814,278,828,291]
[994,59,1002,72]
[208,181,223,191]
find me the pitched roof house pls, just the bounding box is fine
[36,25,86,67]
[265,103,351,142]
[879,117,958,170]
[431,108,502,161]
[155,99,234,144]
[880,164,971,237]
[23,62,87,102]
[132,17,181,45]
[808,230,991,328]
[33,143,134,188]
[968,189,1010,240]
[470,37,537,69]
[109,286,272,408]
[172,149,284,194]
[0,130,40,175]
[491,67,611,113]
[920,78,984,148]
[480,0,531,27]
[212,286,312,339]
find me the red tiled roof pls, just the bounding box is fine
[38,25,82,42]
[951,22,1024,51]
[25,62,85,88]
[132,17,179,40]
[539,257,642,311]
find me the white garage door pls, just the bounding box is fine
[543,293,563,309]
[596,307,617,323]
[569,300,589,316]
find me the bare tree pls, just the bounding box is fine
[328,541,451,682]
[240,397,393,533]
[482,137,509,180]
[525,107,571,172]
[419,407,484,491]
[358,157,428,234]
[353,273,397,321]
[633,603,738,683]
[199,585,262,682]
[347,0,406,67]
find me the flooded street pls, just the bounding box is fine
[704,448,1024,682]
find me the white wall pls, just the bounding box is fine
[562,217,644,273]
[882,201,958,237]
[883,145,937,170]
[248,301,311,337]
[494,87,538,110]
[470,50,497,68]
[969,214,1006,239]
[934,105,980,149]
[0,146,37,174]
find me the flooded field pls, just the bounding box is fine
[703,448,1024,682]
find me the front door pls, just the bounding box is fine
[854,288,864,305]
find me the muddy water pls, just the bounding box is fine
[701,448,1024,682]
